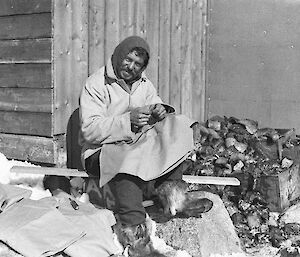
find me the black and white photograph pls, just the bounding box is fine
[0,1,300,256]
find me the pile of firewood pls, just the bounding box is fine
[184,116,300,254]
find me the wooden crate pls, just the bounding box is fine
[256,164,300,212]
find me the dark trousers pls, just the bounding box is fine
[85,150,182,226]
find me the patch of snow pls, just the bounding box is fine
[0,152,51,200]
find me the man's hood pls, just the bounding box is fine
[111,36,150,79]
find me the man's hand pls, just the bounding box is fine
[130,106,151,128]
[150,104,167,122]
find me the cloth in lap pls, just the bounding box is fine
[0,197,85,257]
[100,114,195,187]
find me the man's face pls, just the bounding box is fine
[117,50,145,83]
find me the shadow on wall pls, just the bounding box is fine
[66,108,83,170]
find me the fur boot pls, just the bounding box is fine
[114,218,158,256]
[155,179,213,217]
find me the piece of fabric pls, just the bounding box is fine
[79,56,174,165]
[99,114,194,187]
[0,183,31,212]
[0,185,121,257]
[111,36,150,79]
[56,198,119,257]
[0,197,85,257]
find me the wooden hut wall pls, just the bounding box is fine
[0,0,52,136]
[0,0,61,163]
[89,0,207,121]
[0,0,207,166]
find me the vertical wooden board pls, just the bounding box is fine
[53,135,67,167]
[158,0,171,103]
[135,0,147,37]
[53,0,72,136]
[89,0,106,74]
[105,0,120,61]
[53,0,89,135]
[191,0,206,122]
[127,0,137,37]
[169,0,183,113]
[70,1,89,109]
[0,13,51,40]
[180,0,193,118]
[118,0,136,39]
[119,0,129,40]
[0,63,51,88]
[0,0,51,16]
[0,111,51,136]
[145,0,160,89]
[0,39,51,63]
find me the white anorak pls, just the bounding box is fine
[79,59,195,186]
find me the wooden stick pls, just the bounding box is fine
[10,165,90,177]
[10,166,240,186]
[182,175,240,186]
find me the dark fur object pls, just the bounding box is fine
[155,180,213,217]
[155,180,189,216]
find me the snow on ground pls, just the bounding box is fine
[0,152,282,257]
[0,153,192,257]
[0,152,51,199]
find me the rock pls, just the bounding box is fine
[148,191,244,257]
[280,202,300,225]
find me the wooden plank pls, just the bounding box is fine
[158,0,171,103]
[105,0,120,59]
[0,13,51,40]
[0,0,51,16]
[53,0,89,135]
[145,0,160,89]
[119,0,130,40]
[11,166,89,177]
[127,0,137,37]
[0,133,64,164]
[0,63,51,88]
[88,0,106,74]
[0,88,51,112]
[135,0,147,37]
[9,166,241,186]
[118,0,136,39]
[0,39,51,63]
[181,0,193,118]
[169,0,183,113]
[182,175,240,186]
[191,0,206,122]
[0,111,51,136]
